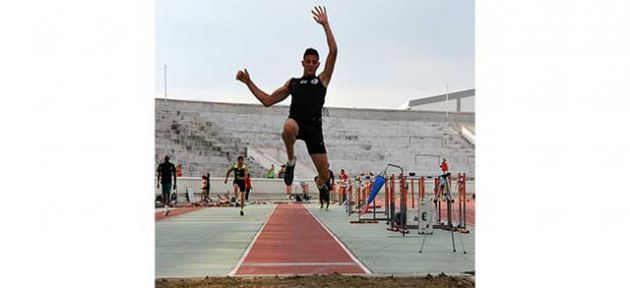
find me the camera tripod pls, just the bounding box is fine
[419,174,467,254]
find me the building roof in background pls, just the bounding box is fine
[408,89,475,107]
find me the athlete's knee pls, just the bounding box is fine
[283,120,299,136]
[316,169,329,181]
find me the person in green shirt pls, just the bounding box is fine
[266,164,275,179]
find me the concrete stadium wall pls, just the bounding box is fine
[410,96,475,113]
[157,99,474,122]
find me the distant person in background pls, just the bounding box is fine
[286,183,293,200]
[440,158,449,174]
[278,164,290,199]
[175,161,183,177]
[439,158,451,199]
[299,181,310,201]
[245,172,252,202]
[225,156,248,216]
[266,164,275,179]
[157,155,177,216]
[328,167,335,205]
[278,164,286,179]
[201,173,210,204]
[315,166,334,210]
[339,169,349,202]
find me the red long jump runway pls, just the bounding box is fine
[230,204,370,276]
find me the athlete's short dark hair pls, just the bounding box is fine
[303,48,319,59]
[237,155,244,161]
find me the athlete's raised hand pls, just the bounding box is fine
[311,6,336,87]
[311,6,328,26]
[236,68,251,84]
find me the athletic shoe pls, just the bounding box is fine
[318,184,330,204]
[320,206,324,210]
[164,206,170,216]
[284,160,295,186]
[240,210,244,216]
[286,194,292,200]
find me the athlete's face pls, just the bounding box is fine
[302,55,320,76]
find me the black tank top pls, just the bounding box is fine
[232,164,247,181]
[288,76,326,124]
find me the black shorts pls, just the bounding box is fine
[295,120,327,155]
[233,180,246,192]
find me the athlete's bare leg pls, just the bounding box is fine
[282,119,299,162]
[310,153,330,187]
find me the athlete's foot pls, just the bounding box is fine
[320,206,324,210]
[240,210,244,216]
[284,159,296,186]
[317,185,330,209]
[164,206,170,216]
[325,206,329,211]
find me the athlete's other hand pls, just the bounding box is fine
[311,6,328,26]
[236,69,251,84]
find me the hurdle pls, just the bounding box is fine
[386,173,412,236]
[345,178,355,215]
[409,176,426,207]
[434,177,442,224]
[397,176,425,230]
[432,173,468,232]
[420,172,468,254]
[350,176,389,224]
[386,174,433,236]
[456,173,469,233]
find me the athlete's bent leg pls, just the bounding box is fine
[240,191,245,215]
[282,119,299,162]
[310,153,330,187]
[283,119,300,186]
[233,184,239,202]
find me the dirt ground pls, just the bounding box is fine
[155,273,474,288]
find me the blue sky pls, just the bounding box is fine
[156,0,474,109]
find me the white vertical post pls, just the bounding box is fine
[443,83,450,163]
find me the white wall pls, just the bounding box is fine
[410,96,475,113]
[460,96,475,112]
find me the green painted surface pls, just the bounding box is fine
[306,204,475,275]
[155,205,274,277]
[155,203,474,277]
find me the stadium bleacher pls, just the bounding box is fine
[155,99,475,179]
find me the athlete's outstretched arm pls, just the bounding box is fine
[312,6,337,87]
[236,69,290,107]
[224,167,234,184]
